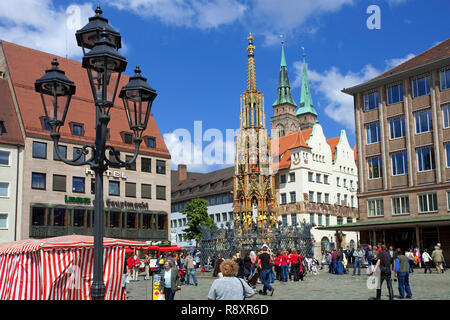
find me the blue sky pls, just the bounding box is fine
[0,0,448,172]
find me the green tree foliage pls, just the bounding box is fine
[181,198,215,244]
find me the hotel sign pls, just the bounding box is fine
[85,167,127,180]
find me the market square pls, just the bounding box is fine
[0,0,449,303]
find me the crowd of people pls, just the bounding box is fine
[322,243,446,300]
[207,244,322,300]
[122,243,446,300]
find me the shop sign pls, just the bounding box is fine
[105,199,149,210]
[65,195,91,205]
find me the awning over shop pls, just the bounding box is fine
[317,215,450,231]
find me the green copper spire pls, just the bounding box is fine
[297,50,317,116]
[273,43,297,107]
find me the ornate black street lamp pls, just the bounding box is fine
[35,7,157,300]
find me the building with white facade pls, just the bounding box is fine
[0,79,24,243]
[171,165,234,247]
[271,46,359,257]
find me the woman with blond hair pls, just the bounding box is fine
[208,259,255,300]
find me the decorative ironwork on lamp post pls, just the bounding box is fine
[34,7,157,300]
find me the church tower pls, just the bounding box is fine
[296,52,318,130]
[233,34,278,232]
[270,42,299,137]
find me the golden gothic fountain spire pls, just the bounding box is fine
[246,33,256,92]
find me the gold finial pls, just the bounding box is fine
[247,32,255,56]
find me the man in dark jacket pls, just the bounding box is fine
[372,245,394,300]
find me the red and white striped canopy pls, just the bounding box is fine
[0,235,149,255]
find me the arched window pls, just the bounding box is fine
[321,237,330,252]
[350,240,355,250]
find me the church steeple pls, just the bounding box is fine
[240,33,266,129]
[297,49,318,130]
[270,38,300,137]
[273,42,297,108]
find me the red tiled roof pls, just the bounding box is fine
[326,136,340,162]
[0,79,24,146]
[373,38,450,81]
[271,129,311,170]
[0,41,170,158]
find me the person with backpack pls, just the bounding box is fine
[372,245,394,300]
[405,248,415,273]
[394,248,412,299]
[431,245,445,273]
[243,251,252,280]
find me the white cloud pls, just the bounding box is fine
[293,62,380,130]
[108,0,353,45]
[385,53,415,69]
[292,51,418,131]
[109,0,247,29]
[163,127,237,173]
[0,0,94,59]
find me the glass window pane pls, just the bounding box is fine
[72,177,85,193]
[109,181,120,196]
[32,173,46,190]
[0,183,8,197]
[0,151,9,165]
[53,208,66,226]
[53,145,67,161]
[32,207,46,226]
[32,142,47,159]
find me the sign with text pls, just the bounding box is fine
[152,274,165,300]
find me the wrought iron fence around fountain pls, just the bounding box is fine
[198,221,315,266]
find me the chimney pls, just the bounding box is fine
[178,164,187,181]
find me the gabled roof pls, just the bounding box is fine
[171,166,234,202]
[271,129,311,170]
[0,40,170,158]
[374,38,450,80]
[342,38,450,95]
[326,136,340,162]
[0,79,24,146]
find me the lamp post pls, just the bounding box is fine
[34,7,157,300]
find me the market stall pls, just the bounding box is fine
[0,235,148,300]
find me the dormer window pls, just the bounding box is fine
[39,116,52,131]
[70,122,84,136]
[0,121,6,135]
[146,136,156,148]
[121,132,133,145]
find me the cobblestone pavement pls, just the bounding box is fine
[126,267,450,300]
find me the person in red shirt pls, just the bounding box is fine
[274,253,282,281]
[289,248,300,282]
[298,253,305,281]
[280,249,290,282]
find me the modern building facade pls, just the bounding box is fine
[0,41,171,242]
[170,165,234,247]
[0,79,24,242]
[329,39,450,259]
[270,46,359,256]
